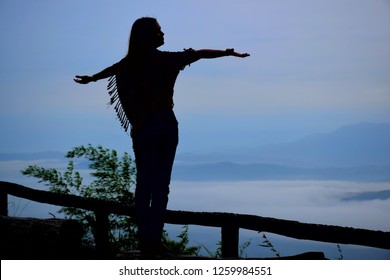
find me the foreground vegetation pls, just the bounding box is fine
[21,144,198,255]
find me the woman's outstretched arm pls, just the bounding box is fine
[74,62,119,84]
[194,48,250,59]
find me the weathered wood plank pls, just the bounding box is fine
[164,210,390,250]
[0,181,133,215]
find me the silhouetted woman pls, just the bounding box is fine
[74,17,249,255]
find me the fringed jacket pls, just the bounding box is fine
[96,48,198,136]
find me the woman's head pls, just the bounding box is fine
[127,17,164,55]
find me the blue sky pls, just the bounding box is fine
[1,0,390,154]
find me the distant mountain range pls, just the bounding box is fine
[173,122,390,181]
[1,122,389,182]
[176,122,390,167]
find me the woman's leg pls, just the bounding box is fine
[149,116,178,245]
[133,111,178,253]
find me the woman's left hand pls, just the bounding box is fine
[226,48,250,58]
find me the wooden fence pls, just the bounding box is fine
[1,181,389,258]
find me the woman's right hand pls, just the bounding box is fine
[74,75,94,84]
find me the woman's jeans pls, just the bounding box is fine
[132,110,178,250]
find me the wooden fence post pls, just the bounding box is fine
[221,225,239,258]
[95,209,110,257]
[0,190,8,216]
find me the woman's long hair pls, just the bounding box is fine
[126,17,159,58]
[108,17,160,132]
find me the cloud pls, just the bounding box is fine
[169,180,390,231]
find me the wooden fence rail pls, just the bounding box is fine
[1,181,389,258]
